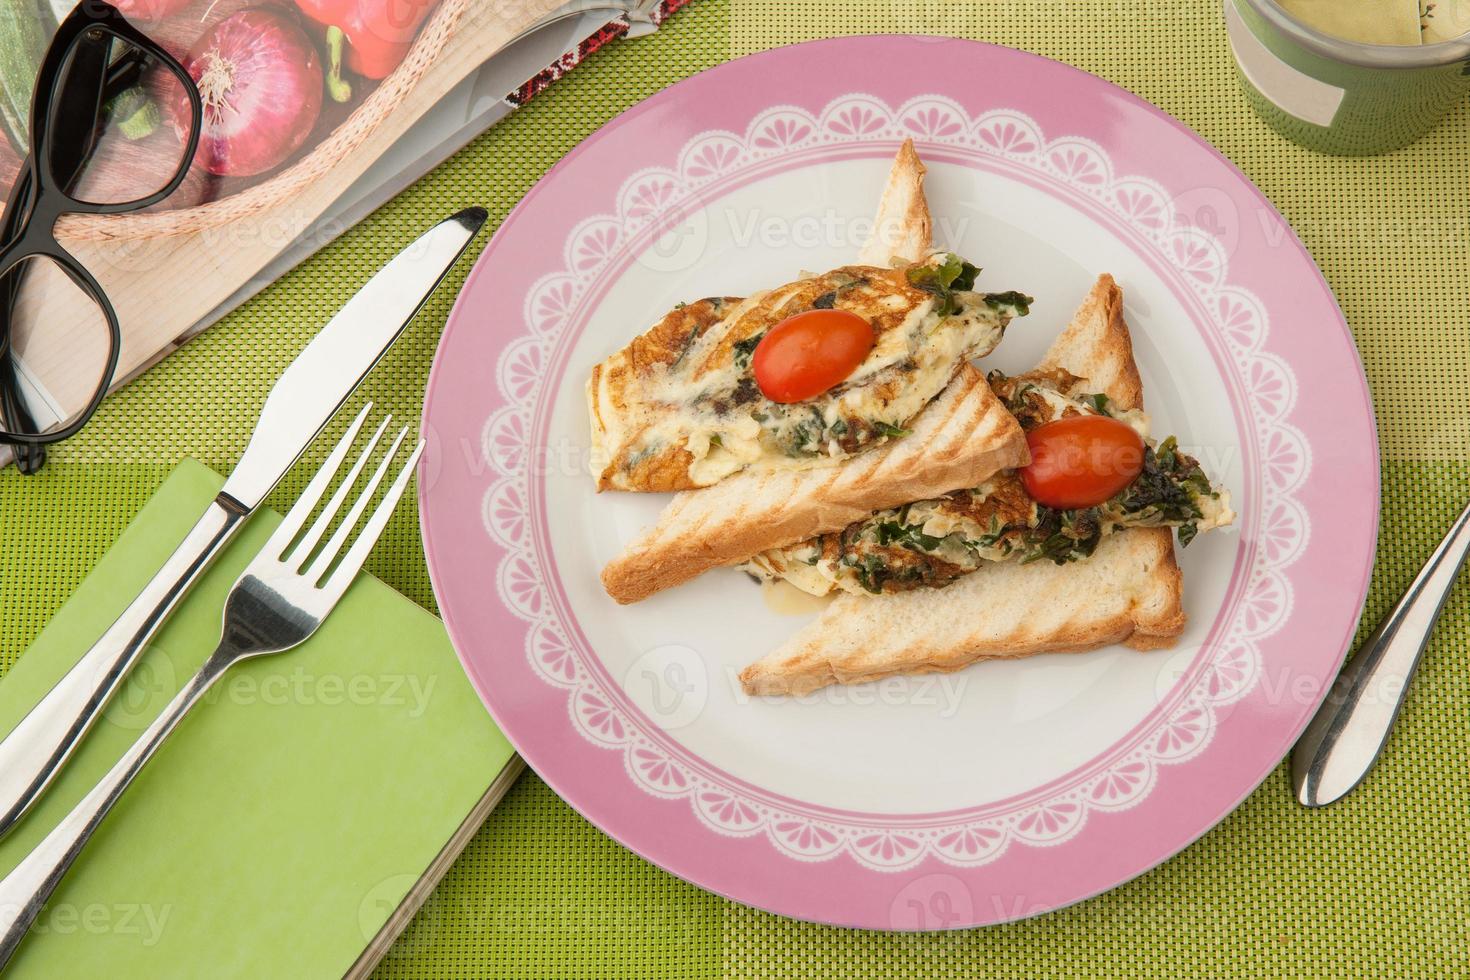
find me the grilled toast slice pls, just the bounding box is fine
[739,274,1188,696]
[857,139,932,266]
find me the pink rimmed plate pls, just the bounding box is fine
[419,36,1377,929]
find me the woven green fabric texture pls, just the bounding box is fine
[1,0,1468,975]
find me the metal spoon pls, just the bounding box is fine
[1292,498,1470,806]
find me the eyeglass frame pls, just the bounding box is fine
[0,0,202,472]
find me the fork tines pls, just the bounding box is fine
[264,404,425,596]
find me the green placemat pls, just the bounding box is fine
[2,0,1468,976]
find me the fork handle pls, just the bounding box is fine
[1291,498,1470,806]
[0,647,230,970]
[0,496,247,840]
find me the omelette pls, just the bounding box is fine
[587,252,1031,492]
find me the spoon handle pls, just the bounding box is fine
[1292,498,1470,806]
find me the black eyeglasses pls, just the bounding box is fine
[0,0,201,474]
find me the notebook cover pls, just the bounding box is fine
[0,460,516,977]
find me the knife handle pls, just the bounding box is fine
[0,495,247,839]
[1291,497,1470,806]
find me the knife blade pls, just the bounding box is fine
[0,209,486,838]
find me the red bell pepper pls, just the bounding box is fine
[294,0,438,99]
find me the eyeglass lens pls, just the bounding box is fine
[50,26,192,207]
[0,255,113,440]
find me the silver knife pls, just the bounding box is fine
[0,208,486,838]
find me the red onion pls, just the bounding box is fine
[172,8,323,177]
[136,0,278,58]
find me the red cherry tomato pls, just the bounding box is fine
[751,309,875,403]
[1020,415,1146,509]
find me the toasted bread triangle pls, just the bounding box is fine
[858,139,932,266]
[1038,272,1144,413]
[739,275,1186,697]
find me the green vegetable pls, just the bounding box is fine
[732,333,763,370]
[983,290,1034,317]
[784,420,813,456]
[0,1,47,154]
[1118,438,1207,526]
[669,321,703,369]
[906,253,979,316]
[873,420,910,439]
[855,554,887,593]
[106,87,160,141]
[874,520,944,552]
[1020,508,1104,565]
[324,25,354,104]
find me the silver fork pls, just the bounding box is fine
[0,406,424,969]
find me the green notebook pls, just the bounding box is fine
[0,460,520,977]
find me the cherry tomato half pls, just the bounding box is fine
[751,309,875,403]
[1020,415,1146,509]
